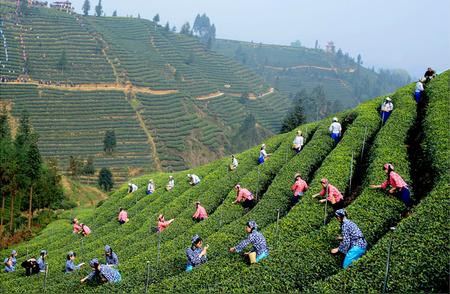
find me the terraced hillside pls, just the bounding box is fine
[0,2,290,179]
[214,39,410,113]
[1,71,447,293]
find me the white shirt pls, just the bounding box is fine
[147,183,154,192]
[168,179,175,188]
[293,135,304,146]
[329,122,342,134]
[130,184,138,193]
[191,174,201,185]
[381,101,394,112]
[260,149,268,158]
[232,157,238,167]
[415,81,424,92]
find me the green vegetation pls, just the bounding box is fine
[213,39,411,120]
[1,72,447,292]
[307,71,449,294]
[0,2,290,176]
[0,109,66,239]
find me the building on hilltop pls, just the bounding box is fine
[50,1,74,12]
[325,41,335,54]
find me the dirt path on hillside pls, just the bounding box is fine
[4,81,178,95]
[264,64,355,73]
[196,87,274,101]
[196,91,225,100]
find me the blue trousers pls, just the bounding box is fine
[414,91,422,103]
[399,187,411,206]
[331,133,340,144]
[343,246,366,269]
[258,156,265,164]
[381,111,391,124]
[256,252,269,262]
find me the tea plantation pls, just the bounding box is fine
[0,1,290,179]
[0,71,447,293]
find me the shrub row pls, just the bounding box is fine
[118,121,322,288]
[147,84,415,292]
[306,71,450,293]
[0,131,287,293]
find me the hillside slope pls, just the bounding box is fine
[0,71,447,293]
[214,39,410,119]
[0,2,290,180]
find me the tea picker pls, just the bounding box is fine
[229,221,269,264]
[330,209,367,269]
[185,234,209,272]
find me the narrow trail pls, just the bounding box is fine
[196,87,274,100]
[3,80,179,95]
[264,64,356,73]
[126,88,163,172]
[406,93,433,206]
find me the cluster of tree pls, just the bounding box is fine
[0,110,65,234]
[82,0,103,17]
[103,130,116,153]
[193,14,216,48]
[281,86,344,131]
[67,155,95,178]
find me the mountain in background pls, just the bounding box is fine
[213,39,411,121]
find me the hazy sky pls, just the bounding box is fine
[70,0,449,78]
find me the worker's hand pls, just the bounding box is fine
[319,199,327,203]
[369,184,377,189]
[205,244,209,249]
[80,278,86,283]
[330,248,339,254]
[388,188,396,194]
[336,235,343,241]
[229,247,236,253]
[79,262,85,266]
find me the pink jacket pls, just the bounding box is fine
[73,223,82,234]
[82,225,91,235]
[193,205,208,219]
[235,188,254,202]
[380,172,408,189]
[319,184,343,204]
[118,210,128,222]
[158,220,171,232]
[291,179,308,196]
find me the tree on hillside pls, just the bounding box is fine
[192,13,216,47]
[0,109,13,234]
[24,133,42,229]
[315,40,319,49]
[82,156,95,185]
[95,0,103,17]
[12,110,33,232]
[164,22,170,32]
[180,22,192,35]
[98,167,114,191]
[153,13,160,24]
[56,49,67,73]
[112,10,117,17]
[82,0,90,16]
[357,54,363,66]
[172,26,177,32]
[280,90,307,133]
[82,156,95,176]
[103,130,117,153]
[68,155,83,177]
